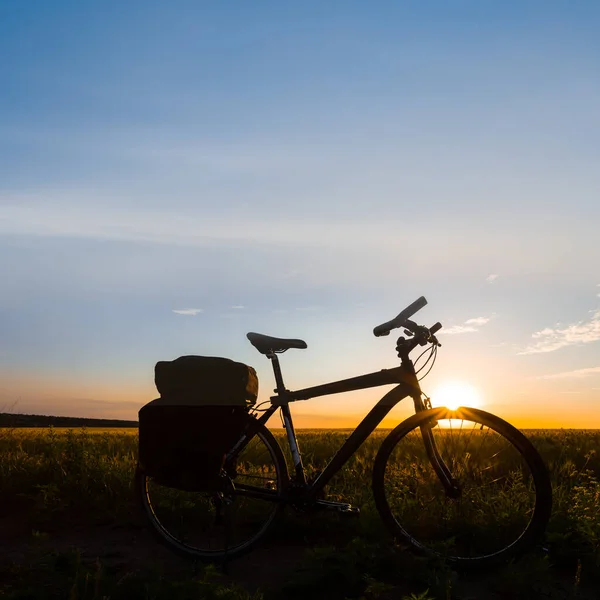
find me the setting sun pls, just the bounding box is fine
[429,381,483,411]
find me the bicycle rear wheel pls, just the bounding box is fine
[136,416,288,561]
[372,407,552,567]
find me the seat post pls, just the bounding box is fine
[267,352,306,484]
[266,352,287,395]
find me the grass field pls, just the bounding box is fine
[1,425,600,599]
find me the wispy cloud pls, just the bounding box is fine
[537,366,600,380]
[231,305,245,309]
[465,317,489,326]
[443,326,480,335]
[0,197,420,251]
[486,274,499,283]
[172,308,203,316]
[442,316,491,335]
[519,310,600,355]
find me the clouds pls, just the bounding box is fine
[486,274,499,283]
[537,366,600,380]
[519,310,600,355]
[441,316,491,335]
[0,196,416,251]
[464,317,489,327]
[172,308,203,316]
[2,191,599,291]
[173,306,246,316]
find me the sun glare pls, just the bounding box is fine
[430,381,483,411]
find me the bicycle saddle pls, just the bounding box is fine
[246,332,307,354]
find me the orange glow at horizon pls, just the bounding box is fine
[1,370,600,429]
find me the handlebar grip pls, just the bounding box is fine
[373,319,395,337]
[398,296,428,322]
[373,296,428,337]
[430,322,442,334]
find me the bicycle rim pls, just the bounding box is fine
[374,407,551,566]
[138,424,286,560]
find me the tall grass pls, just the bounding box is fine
[0,427,138,523]
[1,426,600,595]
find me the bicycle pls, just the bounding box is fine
[135,296,552,567]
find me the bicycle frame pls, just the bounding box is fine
[240,353,436,503]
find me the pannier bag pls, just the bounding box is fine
[138,356,258,491]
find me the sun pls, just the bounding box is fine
[429,381,483,411]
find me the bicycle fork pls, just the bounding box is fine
[420,425,462,498]
[413,394,461,499]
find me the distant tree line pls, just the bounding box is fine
[0,413,138,428]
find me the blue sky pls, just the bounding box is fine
[1,1,600,426]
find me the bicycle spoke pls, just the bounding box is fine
[447,418,463,469]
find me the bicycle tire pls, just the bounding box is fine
[372,406,552,567]
[135,415,289,561]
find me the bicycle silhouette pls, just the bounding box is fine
[136,296,552,567]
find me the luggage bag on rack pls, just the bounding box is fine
[138,356,258,491]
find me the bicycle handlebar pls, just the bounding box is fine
[373,296,428,337]
[430,322,442,335]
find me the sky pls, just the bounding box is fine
[1,1,600,428]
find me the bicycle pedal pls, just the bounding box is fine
[314,499,359,514]
[337,506,360,516]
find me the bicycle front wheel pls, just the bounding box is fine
[136,417,288,561]
[372,407,552,567]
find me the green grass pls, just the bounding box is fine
[1,426,600,599]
